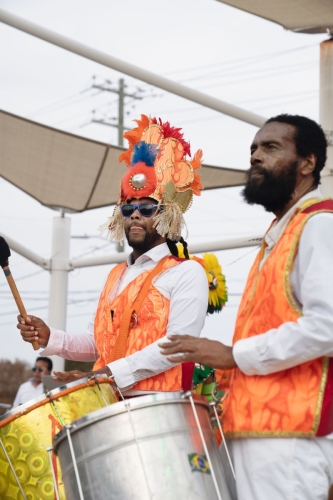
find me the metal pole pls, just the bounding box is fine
[117,78,125,253]
[320,38,333,197]
[118,78,124,147]
[0,233,50,269]
[48,214,71,372]
[70,233,262,269]
[0,8,266,128]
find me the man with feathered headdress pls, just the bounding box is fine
[17,115,226,396]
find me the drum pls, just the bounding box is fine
[53,392,233,500]
[0,377,117,500]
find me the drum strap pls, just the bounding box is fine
[108,256,171,363]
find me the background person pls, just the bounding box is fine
[160,114,333,500]
[12,356,52,407]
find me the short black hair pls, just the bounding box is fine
[36,356,53,372]
[265,114,327,186]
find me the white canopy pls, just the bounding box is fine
[216,0,333,33]
[0,110,246,212]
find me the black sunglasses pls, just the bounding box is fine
[32,367,44,373]
[120,203,160,218]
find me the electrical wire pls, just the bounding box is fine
[153,89,318,119]
[0,297,98,320]
[0,269,45,288]
[28,85,96,118]
[166,43,317,77]
[197,61,317,90]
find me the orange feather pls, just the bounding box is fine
[189,149,204,195]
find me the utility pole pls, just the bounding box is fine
[118,78,124,146]
[91,77,143,146]
[91,76,152,252]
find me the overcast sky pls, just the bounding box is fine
[0,0,328,368]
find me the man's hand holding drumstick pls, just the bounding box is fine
[17,314,113,383]
[17,314,51,348]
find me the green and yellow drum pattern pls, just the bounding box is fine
[0,378,117,499]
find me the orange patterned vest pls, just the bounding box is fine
[93,256,184,391]
[224,198,333,438]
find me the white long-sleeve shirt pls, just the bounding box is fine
[233,188,333,376]
[42,243,208,392]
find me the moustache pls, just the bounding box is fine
[249,165,268,176]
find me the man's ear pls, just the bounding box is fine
[300,153,316,177]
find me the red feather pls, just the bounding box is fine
[156,118,191,157]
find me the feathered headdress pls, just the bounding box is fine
[99,115,204,243]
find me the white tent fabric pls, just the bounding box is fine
[0,110,246,212]
[216,0,333,34]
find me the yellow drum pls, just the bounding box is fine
[0,376,117,500]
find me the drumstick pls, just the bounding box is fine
[0,236,39,351]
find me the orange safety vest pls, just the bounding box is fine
[93,255,184,392]
[223,198,333,438]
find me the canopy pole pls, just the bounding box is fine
[70,234,263,269]
[48,215,71,372]
[0,8,265,128]
[320,38,333,197]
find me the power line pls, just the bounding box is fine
[153,89,318,118]
[179,92,318,125]
[182,59,317,85]
[166,43,317,77]
[197,61,317,90]
[0,297,98,320]
[28,85,96,118]
[91,77,143,146]
[0,269,45,288]
[225,246,260,267]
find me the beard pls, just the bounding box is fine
[125,225,162,253]
[242,160,299,213]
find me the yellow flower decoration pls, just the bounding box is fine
[177,245,228,314]
[202,253,228,314]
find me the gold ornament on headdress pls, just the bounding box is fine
[99,115,204,242]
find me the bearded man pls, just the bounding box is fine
[160,114,333,500]
[17,115,208,396]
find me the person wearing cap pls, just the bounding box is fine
[17,115,212,396]
[12,356,53,407]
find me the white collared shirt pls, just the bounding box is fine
[42,243,208,392]
[12,379,44,408]
[233,188,333,376]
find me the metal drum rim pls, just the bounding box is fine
[52,391,210,453]
[0,375,110,423]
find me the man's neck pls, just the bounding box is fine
[131,240,166,263]
[273,181,317,221]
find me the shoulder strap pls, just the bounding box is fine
[301,198,333,214]
[108,256,175,362]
